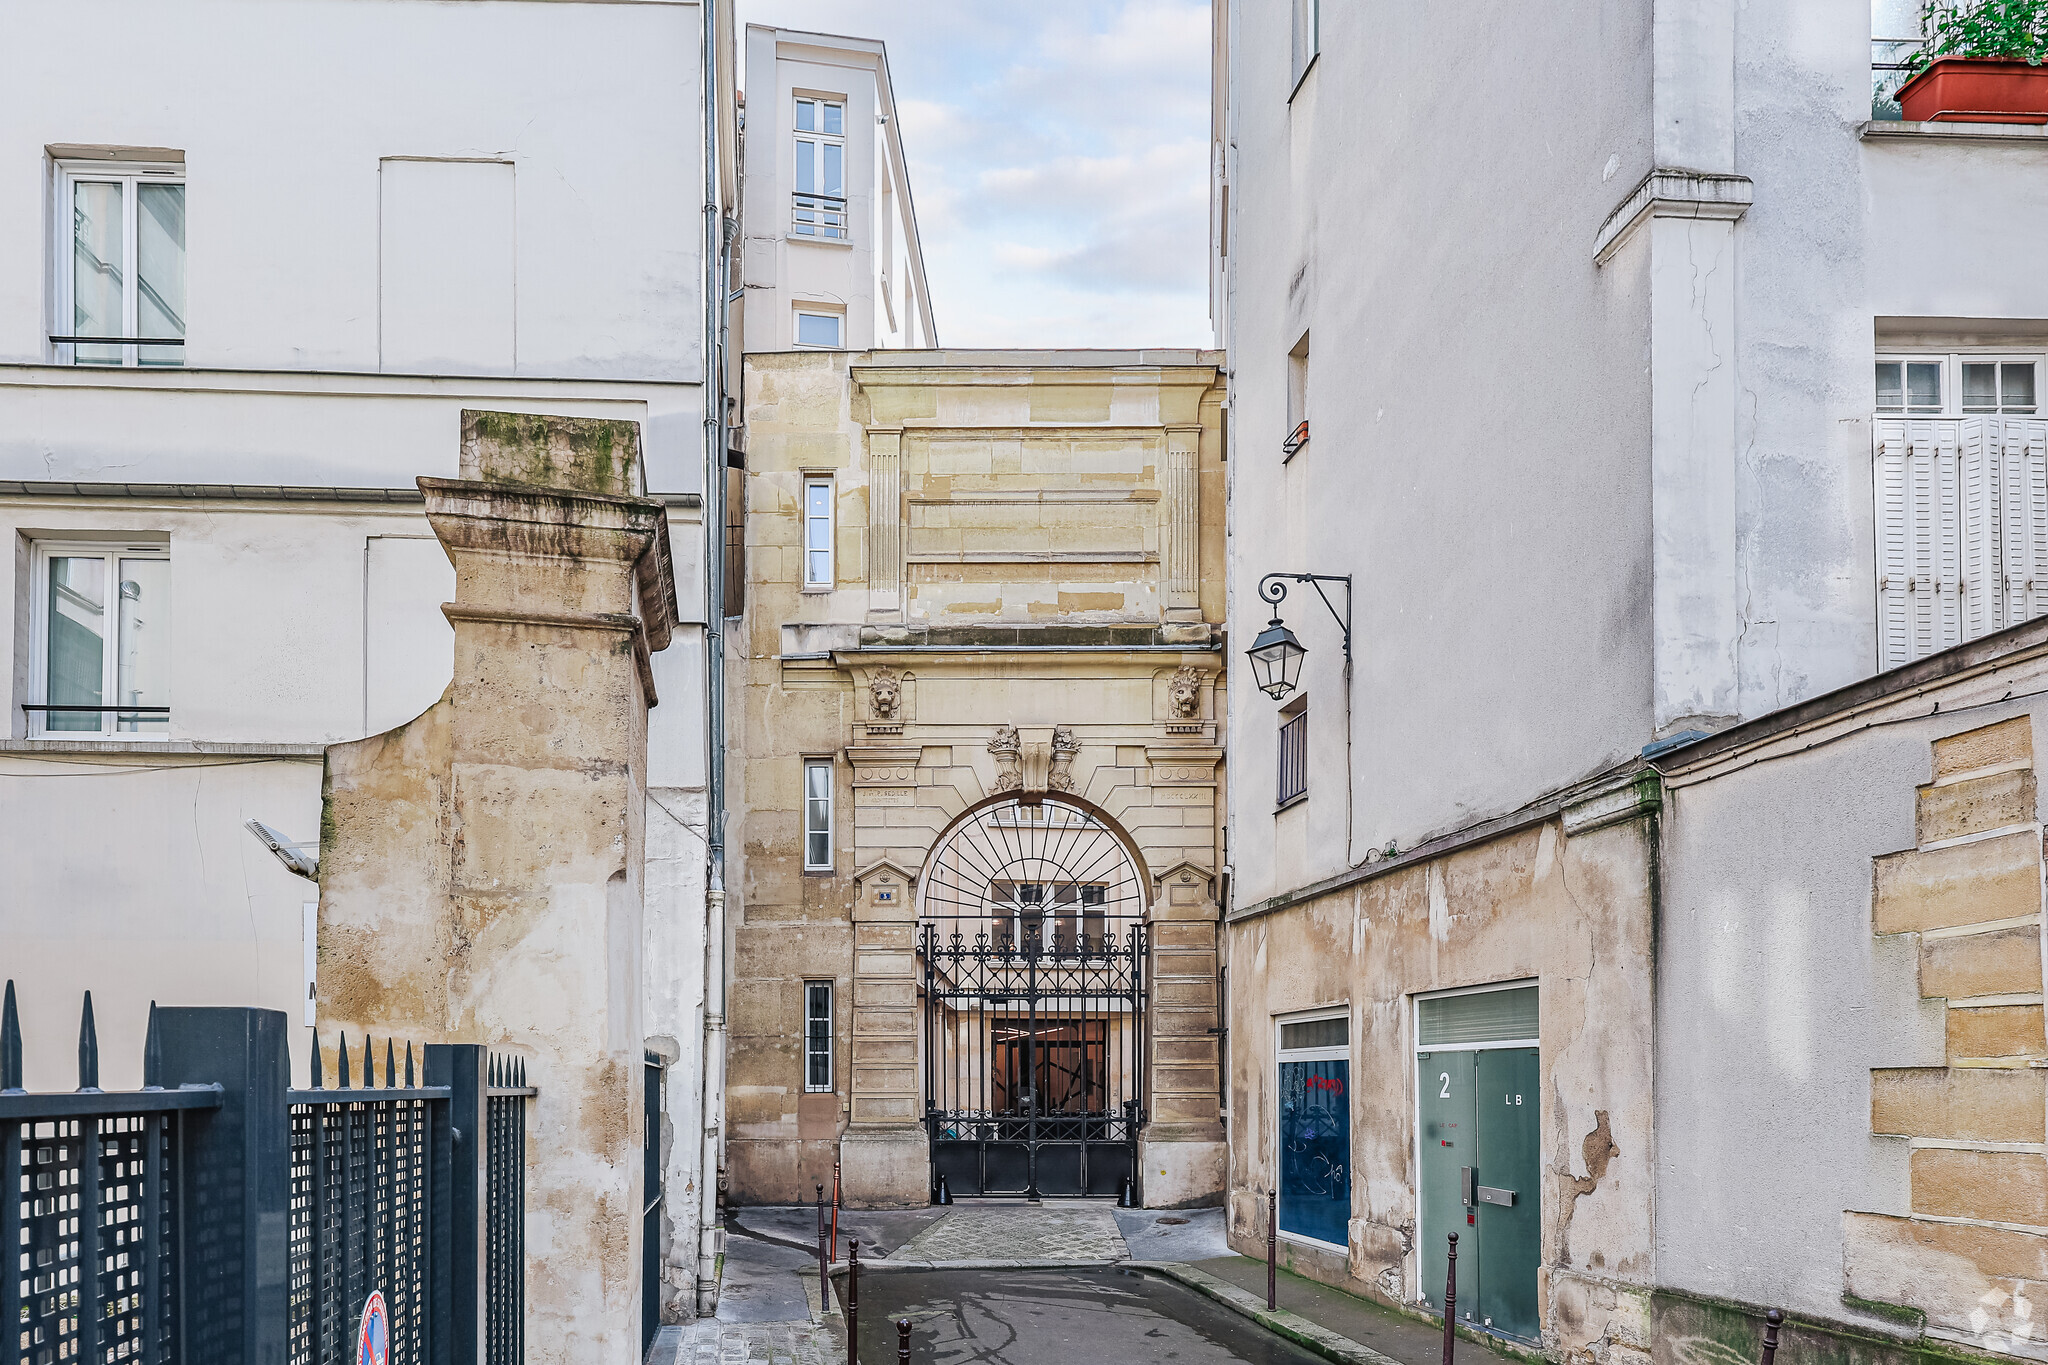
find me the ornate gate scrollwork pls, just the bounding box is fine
[919,797,1147,1199]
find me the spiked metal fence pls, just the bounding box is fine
[0,982,533,1365]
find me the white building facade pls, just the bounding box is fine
[0,0,736,1324]
[1216,1,2048,1360]
[738,25,937,358]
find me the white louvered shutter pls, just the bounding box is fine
[1876,420,1912,669]
[1936,420,1964,653]
[1999,418,2048,630]
[1961,417,1997,639]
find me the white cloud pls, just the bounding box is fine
[735,0,1212,348]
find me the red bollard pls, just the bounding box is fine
[1266,1188,1278,1310]
[1441,1231,1459,1365]
[897,1317,912,1363]
[1761,1310,1784,1365]
[847,1239,860,1365]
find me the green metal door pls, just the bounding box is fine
[1415,1051,1475,1318]
[1473,1048,1540,1341]
[1415,986,1541,1345]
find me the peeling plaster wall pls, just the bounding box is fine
[1225,816,1657,1363]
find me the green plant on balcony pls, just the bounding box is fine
[1908,0,2048,73]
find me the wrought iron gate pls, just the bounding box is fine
[919,798,1147,1199]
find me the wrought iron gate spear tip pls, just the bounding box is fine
[385,1037,396,1088]
[143,1001,163,1090]
[76,989,100,1093]
[338,1033,351,1088]
[0,980,21,1093]
[310,1034,325,1088]
[404,1041,415,1087]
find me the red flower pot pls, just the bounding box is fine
[1897,55,2048,123]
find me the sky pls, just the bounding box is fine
[734,0,1213,349]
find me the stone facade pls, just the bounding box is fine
[317,412,678,1365]
[727,349,1229,1209]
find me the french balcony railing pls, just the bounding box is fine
[793,191,847,240]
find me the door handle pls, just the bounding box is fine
[1477,1186,1516,1207]
[1460,1166,1475,1207]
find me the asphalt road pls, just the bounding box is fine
[844,1266,1327,1365]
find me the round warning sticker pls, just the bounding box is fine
[357,1291,388,1365]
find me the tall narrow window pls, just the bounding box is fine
[56,161,185,366]
[1290,0,1321,90]
[793,97,847,240]
[804,759,833,870]
[804,981,834,1091]
[1277,697,1308,807]
[32,542,171,737]
[803,477,834,588]
[1285,333,1311,457]
[723,463,747,618]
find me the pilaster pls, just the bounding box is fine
[867,426,903,621]
[1164,425,1203,622]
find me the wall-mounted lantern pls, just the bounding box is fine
[1246,573,1352,702]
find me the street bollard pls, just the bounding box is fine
[1266,1188,1278,1310]
[897,1317,913,1364]
[833,1156,843,1251]
[847,1239,860,1365]
[817,1184,828,1305]
[1442,1232,1459,1365]
[1760,1310,1784,1365]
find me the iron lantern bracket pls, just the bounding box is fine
[1256,572,1352,662]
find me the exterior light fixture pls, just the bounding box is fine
[1247,572,1352,702]
[1248,616,1305,699]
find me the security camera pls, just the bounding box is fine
[246,820,319,881]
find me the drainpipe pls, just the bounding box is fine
[695,0,732,1319]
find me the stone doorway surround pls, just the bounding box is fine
[838,654,1227,1209]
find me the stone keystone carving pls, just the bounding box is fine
[1050,726,1080,793]
[1168,666,1203,719]
[989,725,1022,793]
[869,666,903,720]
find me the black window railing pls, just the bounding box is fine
[1278,710,1308,806]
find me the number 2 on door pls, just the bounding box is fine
[1439,1072,1450,1099]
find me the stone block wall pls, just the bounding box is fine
[1849,716,2048,1360]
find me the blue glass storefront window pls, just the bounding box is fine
[1278,1058,1349,1245]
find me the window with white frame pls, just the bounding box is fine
[1873,350,2048,669]
[30,542,171,737]
[803,477,834,587]
[54,159,185,366]
[804,981,834,1090]
[794,310,843,349]
[804,759,833,870]
[793,97,847,240]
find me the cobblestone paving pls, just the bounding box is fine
[886,1202,1132,1264]
[651,1319,843,1365]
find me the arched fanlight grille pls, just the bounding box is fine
[918,797,1145,951]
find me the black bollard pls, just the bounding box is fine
[1118,1174,1136,1209]
[935,1172,952,1206]
[1266,1188,1278,1310]
[1442,1232,1459,1365]
[847,1239,860,1365]
[1761,1310,1784,1365]
[817,1185,828,1303]
[897,1317,913,1364]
